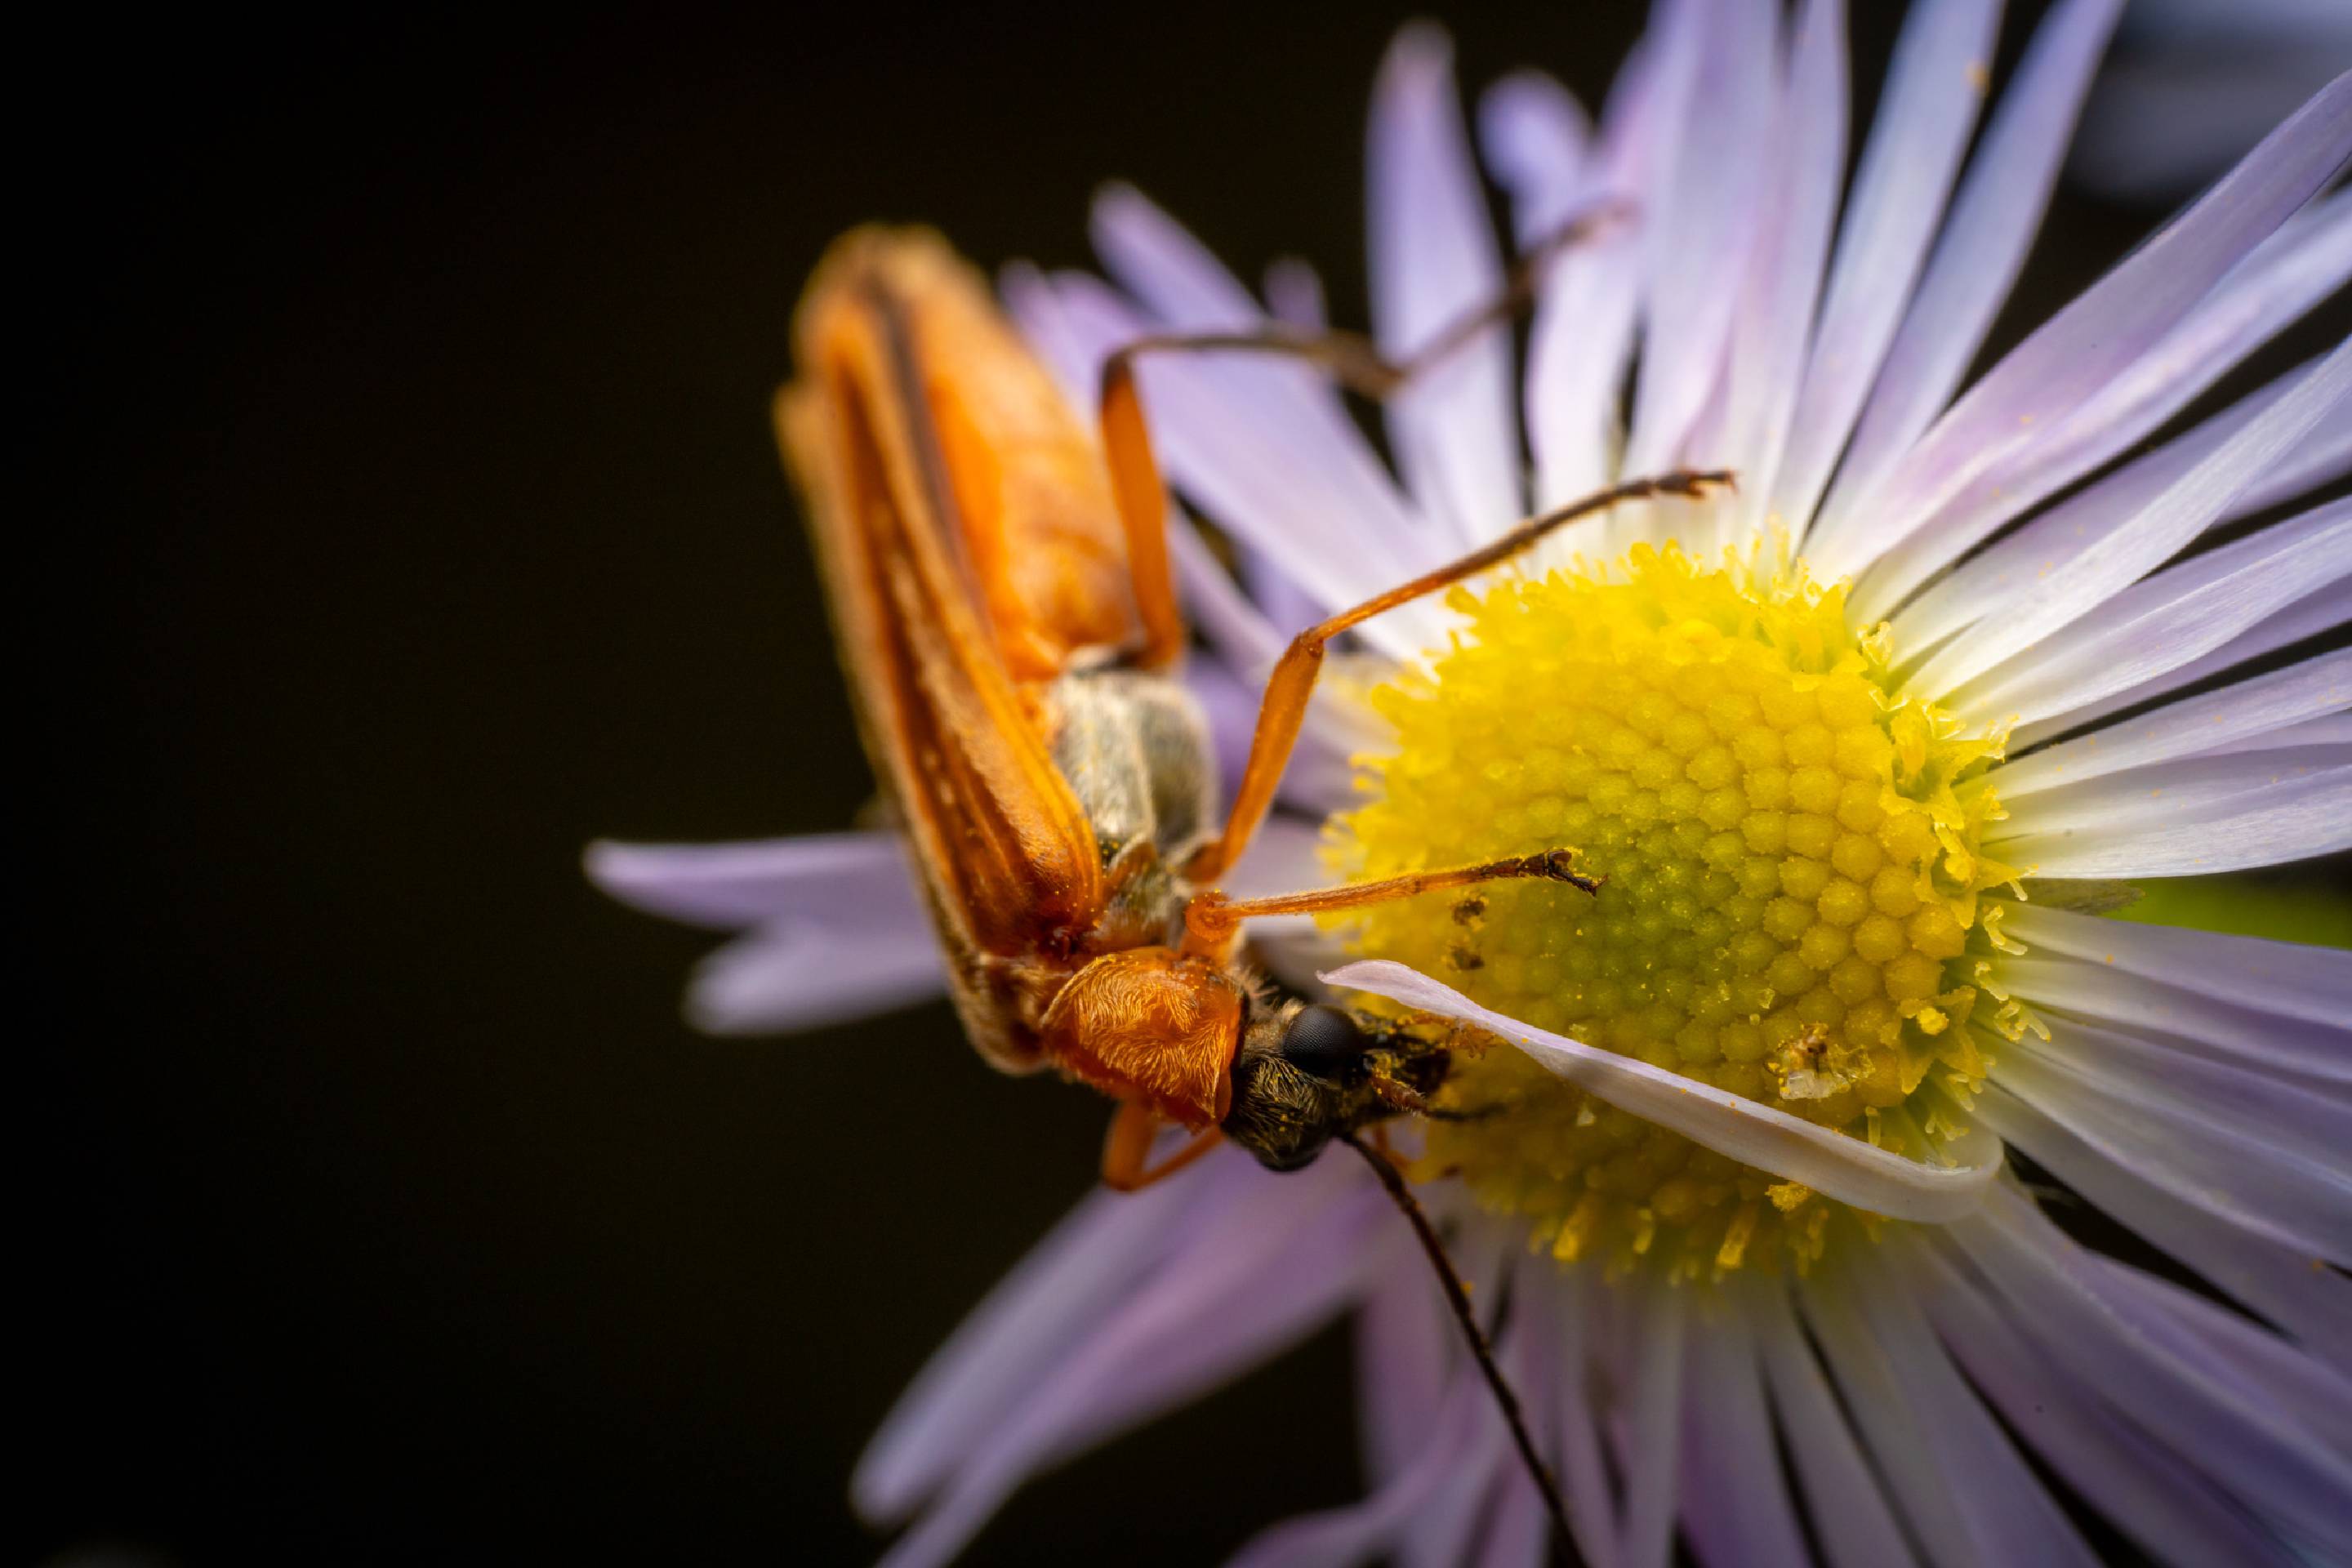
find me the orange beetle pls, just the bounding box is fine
[779,225,1720,1190]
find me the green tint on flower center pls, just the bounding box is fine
[1334,544,2025,1278]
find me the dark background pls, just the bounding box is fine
[31,2,2336,1564]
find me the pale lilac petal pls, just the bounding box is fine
[2001,900,2352,1031]
[1891,366,2301,653]
[858,1157,1242,1521]
[1858,194,2352,613]
[1842,1250,2102,1566]
[1976,1083,2351,1365]
[1746,1280,1919,1568]
[2093,1258,2352,1454]
[1323,961,2002,1220]
[1718,0,1847,539]
[585,832,914,932]
[1677,1314,1808,1568]
[1953,498,2352,729]
[1915,340,2352,697]
[1478,71,1593,244]
[1370,24,1522,550]
[1815,0,2125,546]
[1995,946,2352,1083]
[590,829,946,1032]
[1987,742,2352,840]
[1904,1235,2302,1567]
[1525,1263,1622,1568]
[1952,1184,2352,1557]
[1000,265,1444,657]
[1623,0,1777,484]
[2009,577,2349,748]
[1352,1253,1454,1489]
[1262,256,1327,332]
[1832,71,2352,581]
[1225,1374,1499,1568]
[1764,0,2000,544]
[875,1156,1392,1567]
[1797,1271,1980,1568]
[1988,758,2352,878]
[685,920,943,1035]
[1990,651,2352,800]
[1615,1277,1684,1568]
[1986,1019,2352,1257]
[2005,1008,2347,1165]
[1521,29,1671,511]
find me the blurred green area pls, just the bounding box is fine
[2109,862,2352,950]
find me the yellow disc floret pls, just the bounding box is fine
[1333,543,2020,1279]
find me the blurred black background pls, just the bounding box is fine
[30,2,2335,1564]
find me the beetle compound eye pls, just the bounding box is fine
[1280,1004,1368,1080]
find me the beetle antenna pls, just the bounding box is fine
[1339,1131,1581,1561]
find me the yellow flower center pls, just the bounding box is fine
[1334,544,2020,1278]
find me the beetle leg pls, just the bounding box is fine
[1094,198,1630,676]
[1100,1098,1226,1192]
[1182,847,1603,957]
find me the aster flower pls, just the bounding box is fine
[590,1,2352,1563]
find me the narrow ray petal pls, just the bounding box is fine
[1975,1082,2352,1364]
[1764,0,2000,544]
[1370,24,1521,548]
[1815,0,2124,546]
[585,831,915,931]
[1615,1277,1685,1568]
[1838,71,2352,579]
[1952,1185,2352,1557]
[1904,1235,2302,1566]
[1990,649,2352,799]
[1677,1312,1810,1568]
[1323,961,2002,1220]
[1998,900,2352,1030]
[1954,497,2352,728]
[1989,760,2352,877]
[1745,1279,1920,1568]
[1916,340,2352,696]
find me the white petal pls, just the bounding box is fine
[1718,0,1848,540]
[1951,1184,2352,1556]
[1797,1271,1980,1568]
[1478,71,1593,244]
[1954,497,2352,729]
[1832,70,2352,581]
[1973,1083,2352,1364]
[1913,340,2352,698]
[1615,1276,1685,1568]
[1997,949,2352,1085]
[1746,1279,1921,1568]
[1999,899,2352,1031]
[1987,1020,2352,1257]
[1814,0,2124,547]
[1989,648,2352,800]
[1007,268,1445,657]
[1987,742,2352,840]
[1526,1263,1624,1568]
[1321,961,2002,1221]
[1764,0,2000,546]
[1989,757,2352,878]
[1856,195,2352,615]
[1903,1234,2305,1566]
[874,1155,1392,1567]
[1369,24,1521,550]
[1521,24,1673,513]
[2009,577,2349,748]
[1841,1250,2102,1566]
[2092,1258,2352,1455]
[584,831,913,932]
[1623,0,1778,485]
[1891,365,2305,653]
[1677,1314,1809,1568]
[684,919,944,1035]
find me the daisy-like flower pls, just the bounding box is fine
[592,1,2352,1562]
